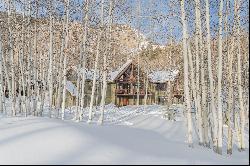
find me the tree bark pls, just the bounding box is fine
[217,0,224,155]
[205,0,218,153]
[0,33,3,113]
[79,0,90,121]
[235,0,245,151]
[180,0,193,147]
[61,0,70,120]
[194,0,204,146]
[99,0,114,124]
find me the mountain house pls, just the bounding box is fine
[64,60,183,107]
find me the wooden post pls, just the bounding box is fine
[115,83,117,105]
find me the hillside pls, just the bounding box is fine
[0,11,158,70]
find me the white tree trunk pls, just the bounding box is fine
[205,0,218,153]
[7,0,16,116]
[227,38,234,155]
[187,44,196,104]
[20,1,27,116]
[180,0,193,147]
[88,33,101,122]
[99,0,107,124]
[61,56,67,121]
[136,0,141,106]
[235,0,245,151]
[40,59,46,116]
[10,32,16,116]
[217,0,224,155]
[88,0,104,122]
[57,23,65,113]
[0,33,3,113]
[99,0,114,124]
[79,0,90,121]
[187,44,201,143]
[48,4,54,118]
[26,0,32,115]
[225,0,233,154]
[61,0,70,120]
[33,2,38,116]
[194,0,204,146]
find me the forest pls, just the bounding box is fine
[0,0,249,164]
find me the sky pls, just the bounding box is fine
[0,0,248,45]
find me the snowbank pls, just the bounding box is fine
[0,112,248,164]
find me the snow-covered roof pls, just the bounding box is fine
[108,59,133,82]
[148,70,179,83]
[71,60,132,82]
[66,81,78,96]
[71,66,100,81]
[79,68,100,80]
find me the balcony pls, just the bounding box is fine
[116,89,152,96]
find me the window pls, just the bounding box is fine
[156,83,166,91]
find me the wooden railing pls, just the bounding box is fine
[116,89,150,95]
[173,89,184,99]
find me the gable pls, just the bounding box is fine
[114,62,145,83]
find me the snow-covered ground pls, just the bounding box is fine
[0,104,249,164]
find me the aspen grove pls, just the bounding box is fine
[0,0,249,164]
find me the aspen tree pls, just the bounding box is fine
[6,0,15,116]
[33,0,39,116]
[20,0,27,116]
[99,0,114,124]
[136,0,141,106]
[88,35,101,122]
[80,0,90,121]
[226,4,234,153]
[0,33,3,113]
[61,0,70,120]
[56,23,65,113]
[28,0,35,116]
[40,53,47,116]
[187,43,197,109]
[17,44,22,114]
[75,68,81,120]
[3,51,11,110]
[48,0,54,118]
[76,50,82,120]
[26,0,32,115]
[205,0,218,153]
[200,20,209,147]
[10,30,15,116]
[61,56,67,120]
[187,43,198,129]
[88,0,104,122]
[194,0,203,146]
[217,0,224,155]
[180,0,193,147]
[235,0,245,151]
[144,0,153,107]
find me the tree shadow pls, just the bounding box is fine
[0,124,65,146]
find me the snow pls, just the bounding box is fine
[71,60,180,84]
[0,103,248,165]
[148,69,179,83]
[66,81,78,96]
[72,67,100,81]
[108,59,133,82]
